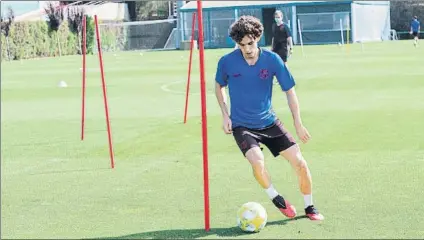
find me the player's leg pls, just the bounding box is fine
[245,146,270,188]
[261,120,324,220]
[415,33,419,45]
[280,145,311,198]
[233,127,273,190]
[413,32,418,46]
[280,48,289,67]
[233,127,296,218]
[279,144,324,221]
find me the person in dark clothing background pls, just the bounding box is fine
[271,10,293,65]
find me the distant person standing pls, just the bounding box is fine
[410,16,420,47]
[271,10,293,65]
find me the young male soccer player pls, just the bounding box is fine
[214,16,324,221]
[271,10,293,65]
[410,16,420,47]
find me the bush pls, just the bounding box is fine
[53,22,79,56]
[1,7,14,61]
[67,7,85,54]
[45,2,64,32]
[0,20,80,60]
[1,7,15,37]
[85,15,95,54]
[9,21,31,60]
[0,16,124,61]
[1,33,8,60]
[29,21,50,57]
[391,0,424,31]
[67,7,84,34]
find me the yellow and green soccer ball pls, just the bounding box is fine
[237,202,268,233]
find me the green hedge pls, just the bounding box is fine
[1,34,9,61]
[85,16,95,55]
[1,18,98,61]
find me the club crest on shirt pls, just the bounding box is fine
[259,69,269,80]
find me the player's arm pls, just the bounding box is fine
[272,54,298,123]
[273,54,310,143]
[285,83,310,143]
[285,88,303,128]
[288,37,293,52]
[286,24,293,51]
[288,37,293,49]
[215,58,232,134]
[215,82,230,118]
[215,83,232,134]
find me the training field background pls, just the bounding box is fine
[1,40,423,239]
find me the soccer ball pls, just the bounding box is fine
[237,202,267,233]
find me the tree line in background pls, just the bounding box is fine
[390,0,424,32]
[1,0,423,61]
[1,2,95,61]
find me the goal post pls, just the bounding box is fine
[96,19,178,53]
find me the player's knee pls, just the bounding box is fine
[245,147,265,169]
[293,152,308,169]
[298,158,308,170]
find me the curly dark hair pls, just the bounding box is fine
[229,16,263,43]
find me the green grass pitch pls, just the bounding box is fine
[1,40,424,239]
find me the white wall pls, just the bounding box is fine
[85,2,130,21]
[352,1,391,42]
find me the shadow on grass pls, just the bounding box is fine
[99,216,307,239]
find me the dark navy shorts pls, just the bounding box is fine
[232,119,296,157]
[273,47,289,62]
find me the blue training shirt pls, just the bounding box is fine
[215,48,295,129]
[411,19,420,32]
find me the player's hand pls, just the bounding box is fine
[290,48,294,54]
[295,124,311,144]
[222,115,232,134]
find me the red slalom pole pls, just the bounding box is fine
[94,15,115,169]
[196,0,210,232]
[81,15,87,141]
[183,12,196,124]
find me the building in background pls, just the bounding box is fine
[179,0,391,48]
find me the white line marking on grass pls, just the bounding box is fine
[160,80,184,94]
